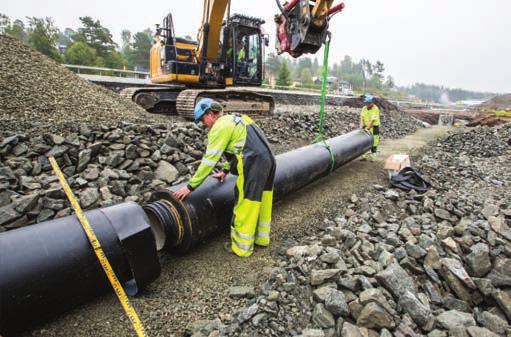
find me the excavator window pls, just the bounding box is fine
[233,28,262,85]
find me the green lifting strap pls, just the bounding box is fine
[311,34,335,172]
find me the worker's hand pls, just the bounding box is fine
[174,186,192,200]
[212,171,227,183]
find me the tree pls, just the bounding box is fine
[58,28,75,49]
[276,61,291,86]
[73,16,118,58]
[26,17,62,61]
[0,14,28,41]
[104,50,127,69]
[300,68,313,84]
[8,19,27,41]
[339,55,353,74]
[72,16,129,69]
[264,53,282,82]
[121,29,132,53]
[64,41,97,65]
[385,75,395,89]
[0,13,9,32]
[125,30,152,69]
[374,60,385,82]
[360,58,373,92]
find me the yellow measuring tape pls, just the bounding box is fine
[49,157,147,337]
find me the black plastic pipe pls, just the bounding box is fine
[145,129,372,252]
[0,202,160,335]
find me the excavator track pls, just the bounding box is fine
[176,89,275,120]
[120,85,185,114]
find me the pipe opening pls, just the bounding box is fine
[143,203,168,251]
[143,200,184,251]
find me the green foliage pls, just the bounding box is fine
[276,61,291,86]
[121,29,132,53]
[123,30,152,70]
[264,53,282,81]
[384,75,395,89]
[104,50,127,69]
[64,41,97,65]
[73,16,117,57]
[300,68,313,84]
[26,17,62,61]
[71,16,128,69]
[1,15,28,41]
[58,28,75,48]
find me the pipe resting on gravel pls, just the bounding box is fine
[0,202,161,334]
[0,129,371,334]
[144,129,372,252]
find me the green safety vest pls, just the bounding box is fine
[188,114,254,189]
[361,105,381,127]
[227,47,245,60]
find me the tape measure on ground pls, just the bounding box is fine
[49,157,147,337]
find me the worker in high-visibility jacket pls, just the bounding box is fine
[359,95,380,161]
[174,98,276,257]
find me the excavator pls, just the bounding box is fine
[121,0,344,120]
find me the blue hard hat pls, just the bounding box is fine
[364,95,374,103]
[193,98,222,122]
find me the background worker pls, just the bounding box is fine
[359,95,380,160]
[174,98,276,257]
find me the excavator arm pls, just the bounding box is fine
[196,0,344,61]
[196,0,230,62]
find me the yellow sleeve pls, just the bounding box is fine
[371,106,381,125]
[187,122,233,190]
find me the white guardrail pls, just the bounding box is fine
[63,64,150,78]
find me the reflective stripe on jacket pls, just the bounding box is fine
[188,114,254,189]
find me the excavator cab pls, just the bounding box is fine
[221,15,266,86]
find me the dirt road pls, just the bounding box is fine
[22,126,449,337]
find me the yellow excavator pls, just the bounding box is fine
[121,0,344,120]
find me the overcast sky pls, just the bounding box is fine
[3,0,510,93]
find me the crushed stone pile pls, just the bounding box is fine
[0,122,206,231]
[0,34,160,128]
[476,94,511,112]
[268,105,423,142]
[185,126,510,337]
[437,125,511,157]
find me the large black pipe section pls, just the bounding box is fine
[144,129,372,252]
[0,202,160,335]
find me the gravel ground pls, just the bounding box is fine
[13,126,450,337]
[0,33,434,337]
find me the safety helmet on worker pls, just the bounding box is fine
[194,98,223,122]
[364,95,374,104]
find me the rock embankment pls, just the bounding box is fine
[187,125,511,337]
[0,105,422,232]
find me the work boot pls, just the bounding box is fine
[367,153,377,161]
[360,153,370,161]
[223,242,234,255]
